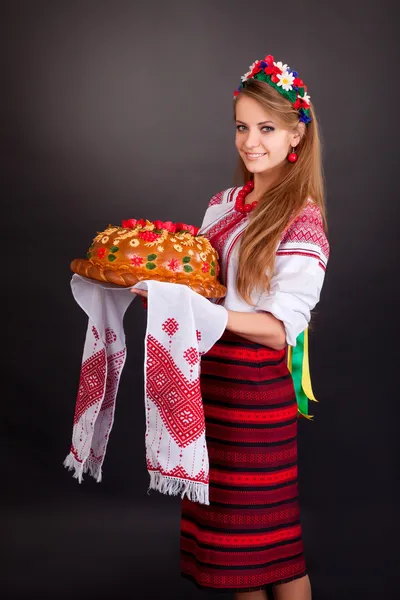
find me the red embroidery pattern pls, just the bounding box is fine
[203,209,239,255]
[201,188,237,235]
[208,190,224,207]
[89,448,103,464]
[146,334,205,447]
[105,327,117,345]
[100,348,126,413]
[148,462,208,484]
[183,347,199,366]
[196,330,202,342]
[162,318,179,337]
[73,349,106,424]
[280,201,330,260]
[201,187,248,286]
[213,216,247,286]
[276,250,327,271]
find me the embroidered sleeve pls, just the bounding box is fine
[255,202,329,347]
[198,188,233,233]
[208,190,225,207]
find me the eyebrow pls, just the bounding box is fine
[235,120,275,125]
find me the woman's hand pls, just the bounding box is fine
[131,287,148,308]
[130,288,148,298]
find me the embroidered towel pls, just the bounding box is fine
[63,274,228,504]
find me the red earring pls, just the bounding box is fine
[287,146,298,163]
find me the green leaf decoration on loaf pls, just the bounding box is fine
[87,252,92,259]
[183,265,193,273]
[108,254,117,262]
[211,261,215,267]
[210,269,215,276]
[89,244,94,250]
[110,246,119,253]
[146,262,156,270]
[182,256,191,263]
[147,254,157,261]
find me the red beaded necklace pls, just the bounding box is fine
[234,181,259,214]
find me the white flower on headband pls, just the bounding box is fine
[300,91,311,103]
[276,70,295,91]
[274,61,289,72]
[241,60,258,82]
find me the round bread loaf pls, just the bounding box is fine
[71,219,226,299]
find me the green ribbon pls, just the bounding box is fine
[290,330,312,419]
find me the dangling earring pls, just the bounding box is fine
[287,146,298,163]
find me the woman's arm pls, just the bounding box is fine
[132,289,286,350]
[225,310,286,350]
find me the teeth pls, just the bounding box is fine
[246,153,266,158]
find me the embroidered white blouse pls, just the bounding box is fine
[198,186,330,347]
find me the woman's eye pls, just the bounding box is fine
[236,125,274,132]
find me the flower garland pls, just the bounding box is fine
[234,54,312,125]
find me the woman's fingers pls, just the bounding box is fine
[130,288,148,297]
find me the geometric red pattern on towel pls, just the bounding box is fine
[100,348,126,413]
[146,333,205,448]
[146,458,208,485]
[73,349,106,424]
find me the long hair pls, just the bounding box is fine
[233,78,327,305]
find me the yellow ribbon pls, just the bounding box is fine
[287,327,318,420]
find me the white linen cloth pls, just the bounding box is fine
[198,187,330,346]
[63,274,228,505]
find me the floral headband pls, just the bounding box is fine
[234,54,312,124]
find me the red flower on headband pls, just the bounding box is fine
[294,77,304,87]
[293,97,310,110]
[294,77,308,93]
[265,63,282,77]
[249,60,262,77]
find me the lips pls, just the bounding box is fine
[245,152,267,160]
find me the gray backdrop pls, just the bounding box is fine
[2,1,398,599]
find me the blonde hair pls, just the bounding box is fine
[233,78,328,305]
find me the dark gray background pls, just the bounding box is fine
[2,1,398,599]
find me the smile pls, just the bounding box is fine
[245,153,266,160]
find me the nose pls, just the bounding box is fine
[244,128,262,150]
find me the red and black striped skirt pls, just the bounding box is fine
[180,330,307,593]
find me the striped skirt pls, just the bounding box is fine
[180,330,307,593]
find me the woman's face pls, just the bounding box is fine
[235,95,300,175]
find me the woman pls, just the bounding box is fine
[136,54,329,599]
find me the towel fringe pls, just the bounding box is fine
[63,452,103,483]
[148,471,209,505]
